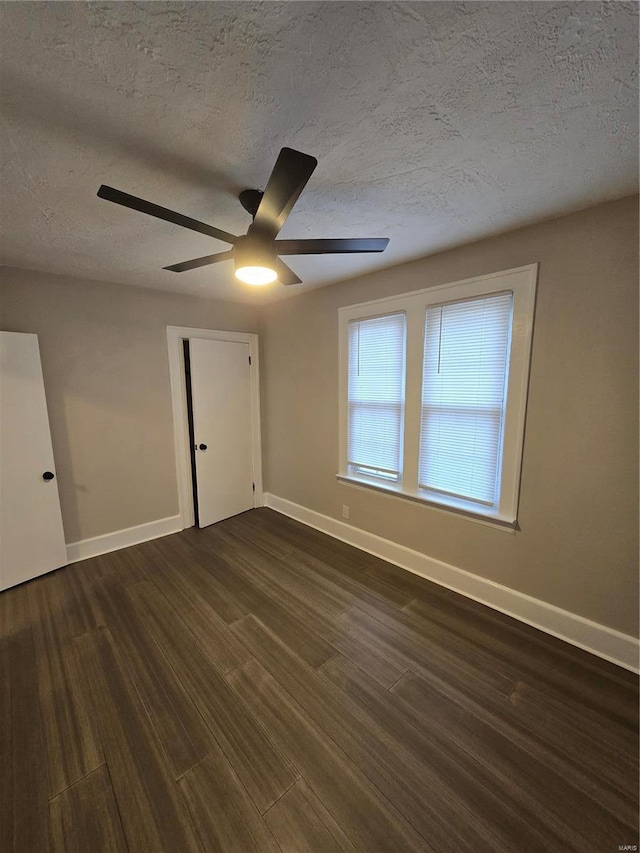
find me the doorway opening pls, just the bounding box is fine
[167,326,263,530]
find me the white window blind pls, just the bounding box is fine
[418,292,513,507]
[347,312,406,481]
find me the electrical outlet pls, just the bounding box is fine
[342,505,350,519]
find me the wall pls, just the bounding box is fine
[259,195,639,637]
[0,268,259,543]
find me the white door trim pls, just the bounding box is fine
[166,326,263,530]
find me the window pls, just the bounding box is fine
[338,265,537,526]
[347,313,406,483]
[418,293,512,507]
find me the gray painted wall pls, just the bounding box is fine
[259,196,639,636]
[0,270,259,543]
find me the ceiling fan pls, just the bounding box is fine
[97,147,389,286]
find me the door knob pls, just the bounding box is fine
[199,444,208,451]
[42,471,55,481]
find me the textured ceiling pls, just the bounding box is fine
[0,2,637,304]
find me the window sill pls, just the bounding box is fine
[336,474,517,532]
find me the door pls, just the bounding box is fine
[189,338,255,527]
[0,332,67,591]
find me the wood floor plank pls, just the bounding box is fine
[227,657,431,853]
[172,594,254,674]
[414,581,637,690]
[345,602,517,698]
[206,524,353,618]
[507,679,638,798]
[94,576,215,778]
[146,537,250,624]
[405,595,639,727]
[391,670,638,847]
[264,778,358,853]
[127,581,299,814]
[49,765,127,853]
[1,628,49,853]
[179,749,281,852]
[330,601,506,693]
[28,572,104,797]
[124,552,252,675]
[68,552,117,580]
[0,582,30,638]
[206,511,444,630]
[192,546,338,670]
[190,527,404,686]
[57,561,107,638]
[231,614,518,853]
[320,654,578,853]
[361,553,454,602]
[236,511,417,608]
[205,535,406,687]
[75,626,202,853]
[321,616,407,688]
[100,542,151,586]
[221,512,297,560]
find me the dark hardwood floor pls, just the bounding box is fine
[1,508,638,852]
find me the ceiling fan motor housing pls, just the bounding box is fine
[234,233,277,270]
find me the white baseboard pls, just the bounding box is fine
[66,515,182,564]
[264,493,639,674]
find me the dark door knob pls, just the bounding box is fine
[42,471,55,481]
[199,444,207,451]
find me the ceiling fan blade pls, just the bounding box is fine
[275,258,302,286]
[163,250,234,272]
[275,237,389,255]
[251,148,317,240]
[97,185,237,244]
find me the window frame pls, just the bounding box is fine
[337,264,538,527]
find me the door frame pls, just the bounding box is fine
[167,326,263,530]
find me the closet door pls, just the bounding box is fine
[189,338,255,527]
[0,332,67,590]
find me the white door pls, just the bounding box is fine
[0,332,67,590]
[189,338,255,527]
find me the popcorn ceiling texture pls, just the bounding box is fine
[0,1,637,303]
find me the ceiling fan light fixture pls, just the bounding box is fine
[233,234,278,286]
[235,265,278,285]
